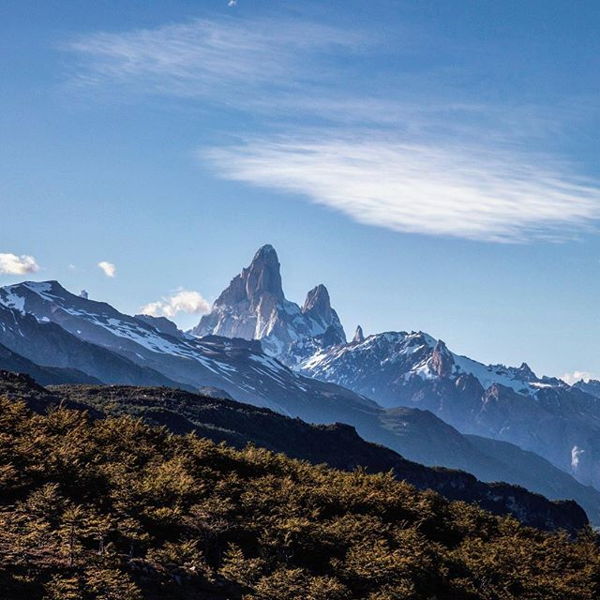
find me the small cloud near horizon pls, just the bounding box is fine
[98,261,116,278]
[0,253,40,275]
[561,371,596,385]
[140,289,210,320]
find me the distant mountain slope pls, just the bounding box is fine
[0,280,370,419]
[4,253,600,522]
[0,303,185,388]
[0,371,588,532]
[0,342,100,385]
[465,434,600,524]
[4,282,596,519]
[299,331,600,489]
[575,379,600,398]
[183,244,600,495]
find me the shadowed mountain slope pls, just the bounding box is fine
[0,371,589,532]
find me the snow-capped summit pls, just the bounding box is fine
[192,245,346,358]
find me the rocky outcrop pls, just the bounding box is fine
[430,340,454,378]
[352,325,365,344]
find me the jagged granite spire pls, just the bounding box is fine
[191,246,345,359]
[303,283,330,311]
[214,244,284,309]
[302,285,334,325]
[352,325,365,344]
[245,244,284,304]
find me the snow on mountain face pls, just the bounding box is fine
[190,245,555,396]
[0,278,374,419]
[7,251,600,504]
[298,329,600,490]
[191,245,346,358]
[300,330,551,397]
[0,280,205,359]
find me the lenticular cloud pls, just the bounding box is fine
[203,135,600,243]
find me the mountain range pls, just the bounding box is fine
[2,245,600,525]
[196,246,600,491]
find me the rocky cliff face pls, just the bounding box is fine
[191,245,346,357]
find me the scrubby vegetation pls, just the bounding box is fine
[0,397,599,599]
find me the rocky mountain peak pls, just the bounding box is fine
[352,325,365,344]
[214,244,284,309]
[302,284,331,316]
[192,246,346,358]
[244,244,284,303]
[515,362,537,381]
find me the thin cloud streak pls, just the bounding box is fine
[66,18,363,99]
[65,16,600,243]
[203,135,600,242]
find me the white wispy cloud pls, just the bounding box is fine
[140,289,210,319]
[65,16,600,243]
[65,18,362,99]
[0,253,40,275]
[561,371,596,385]
[203,134,600,242]
[98,261,116,278]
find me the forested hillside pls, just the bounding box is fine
[0,397,599,599]
[0,372,590,531]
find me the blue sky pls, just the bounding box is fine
[1,0,599,380]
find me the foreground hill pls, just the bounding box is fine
[0,392,599,600]
[0,371,590,532]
